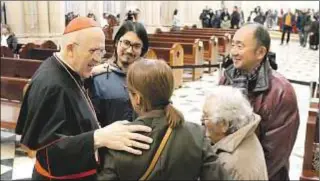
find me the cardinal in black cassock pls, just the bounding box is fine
[15,17,103,180]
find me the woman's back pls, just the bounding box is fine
[98,110,228,180]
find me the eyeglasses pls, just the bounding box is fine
[119,39,142,52]
[73,43,106,57]
[201,114,212,126]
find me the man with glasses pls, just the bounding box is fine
[16,17,153,180]
[89,21,149,127]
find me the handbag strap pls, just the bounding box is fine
[139,127,173,181]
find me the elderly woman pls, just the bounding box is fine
[202,86,268,180]
[1,24,18,53]
[98,59,230,180]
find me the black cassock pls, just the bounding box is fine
[15,55,102,180]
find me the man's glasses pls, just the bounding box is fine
[119,39,142,52]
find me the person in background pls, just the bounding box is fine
[298,9,312,47]
[116,14,120,24]
[199,9,210,28]
[103,14,118,40]
[220,8,230,21]
[266,9,273,29]
[212,10,221,28]
[231,6,240,29]
[280,8,295,45]
[274,9,278,26]
[99,59,231,180]
[133,8,143,24]
[309,15,319,50]
[220,15,231,29]
[239,7,245,26]
[87,12,97,21]
[172,9,180,31]
[253,11,265,25]
[101,13,109,28]
[202,86,268,180]
[1,24,18,53]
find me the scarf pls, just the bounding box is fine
[231,64,261,96]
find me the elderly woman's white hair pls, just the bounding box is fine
[204,86,254,134]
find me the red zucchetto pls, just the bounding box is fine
[64,17,100,35]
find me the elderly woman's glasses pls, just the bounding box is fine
[119,39,142,52]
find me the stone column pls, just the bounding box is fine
[152,1,161,27]
[86,1,103,24]
[23,1,39,36]
[2,1,25,37]
[140,1,162,27]
[37,1,50,37]
[48,1,65,36]
[119,1,127,23]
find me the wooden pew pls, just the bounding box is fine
[40,40,58,49]
[1,46,14,57]
[153,32,230,57]
[300,106,319,181]
[1,76,29,129]
[173,29,233,37]
[149,40,204,80]
[15,41,58,56]
[19,43,58,60]
[183,26,237,33]
[0,76,35,157]
[1,76,29,103]
[105,39,204,80]
[1,57,42,78]
[145,49,157,59]
[310,81,319,100]
[300,81,319,181]
[178,29,233,54]
[148,36,218,67]
[181,27,236,36]
[105,44,114,53]
[149,44,184,88]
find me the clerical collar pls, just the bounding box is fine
[54,53,84,87]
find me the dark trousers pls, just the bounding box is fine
[231,23,239,29]
[281,25,292,44]
[299,31,309,46]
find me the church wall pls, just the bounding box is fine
[1,1,319,44]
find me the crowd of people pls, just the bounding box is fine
[198,6,319,50]
[12,13,302,180]
[296,9,319,50]
[199,6,244,29]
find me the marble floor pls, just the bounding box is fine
[1,38,319,180]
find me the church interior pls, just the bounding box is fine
[1,1,319,180]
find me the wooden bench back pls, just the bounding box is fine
[1,76,29,102]
[1,46,14,57]
[300,82,319,181]
[150,33,227,57]
[150,44,183,88]
[19,43,58,60]
[1,57,42,78]
[40,40,58,49]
